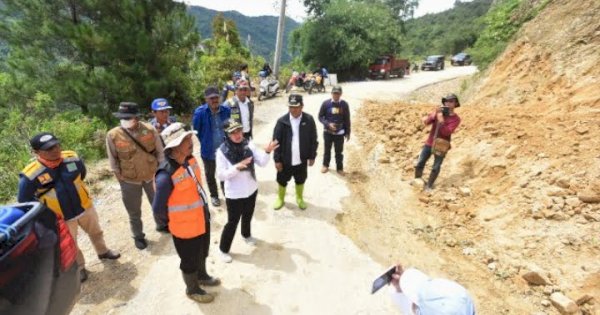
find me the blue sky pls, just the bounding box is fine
[177,0,464,21]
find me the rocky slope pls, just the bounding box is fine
[343,0,600,313]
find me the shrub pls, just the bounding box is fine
[0,104,107,202]
[469,0,551,70]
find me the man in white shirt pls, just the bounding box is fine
[272,94,318,210]
[223,80,254,139]
[389,265,476,315]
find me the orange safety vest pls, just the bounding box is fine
[167,158,206,239]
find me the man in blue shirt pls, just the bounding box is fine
[192,86,231,206]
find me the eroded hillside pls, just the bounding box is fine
[341,0,600,313]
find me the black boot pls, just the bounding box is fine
[182,272,214,303]
[415,167,424,179]
[427,170,439,190]
[197,258,221,286]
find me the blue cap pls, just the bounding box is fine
[151,98,172,111]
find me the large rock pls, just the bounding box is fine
[577,190,600,203]
[522,266,551,285]
[556,177,571,189]
[550,292,579,314]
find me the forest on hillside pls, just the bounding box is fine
[400,0,493,58]
[0,0,551,201]
[187,6,300,64]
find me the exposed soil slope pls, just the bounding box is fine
[341,0,600,314]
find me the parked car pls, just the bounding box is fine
[421,55,445,71]
[368,55,409,80]
[451,53,472,66]
[0,202,80,315]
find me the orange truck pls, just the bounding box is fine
[368,55,409,80]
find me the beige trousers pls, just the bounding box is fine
[66,207,109,267]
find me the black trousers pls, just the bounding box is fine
[202,158,224,198]
[172,220,210,274]
[276,163,307,186]
[322,132,345,170]
[219,190,258,253]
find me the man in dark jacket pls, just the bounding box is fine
[192,86,231,207]
[272,94,318,210]
[318,85,351,175]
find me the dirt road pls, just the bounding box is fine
[71,66,477,315]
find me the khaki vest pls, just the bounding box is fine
[108,122,158,182]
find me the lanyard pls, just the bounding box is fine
[183,161,211,220]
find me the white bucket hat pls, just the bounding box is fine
[161,123,196,150]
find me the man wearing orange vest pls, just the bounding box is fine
[152,123,220,303]
[106,102,165,250]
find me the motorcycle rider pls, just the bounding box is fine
[221,71,242,103]
[262,63,273,77]
[223,80,254,140]
[312,64,328,90]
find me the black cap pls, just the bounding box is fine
[222,119,243,133]
[331,85,342,94]
[288,94,303,107]
[204,86,220,98]
[30,132,60,151]
[113,102,141,119]
[441,93,460,107]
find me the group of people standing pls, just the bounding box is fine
[14,75,353,303]
[16,69,461,306]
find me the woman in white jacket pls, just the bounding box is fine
[216,120,278,263]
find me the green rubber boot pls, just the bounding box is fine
[295,184,307,210]
[273,185,286,210]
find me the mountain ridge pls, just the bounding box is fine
[187,5,301,63]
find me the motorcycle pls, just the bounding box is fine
[258,70,280,101]
[305,73,326,94]
[285,71,307,93]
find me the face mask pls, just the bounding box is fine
[120,119,135,129]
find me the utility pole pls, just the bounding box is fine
[273,0,286,78]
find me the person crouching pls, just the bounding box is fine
[152,123,220,303]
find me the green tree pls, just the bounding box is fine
[0,0,200,118]
[303,0,417,19]
[400,0,492,59]
[302,0,331,17]
[292,0,404,80]
[189,15,265,103]
[211,13,243,49]
[469,0,550,70]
